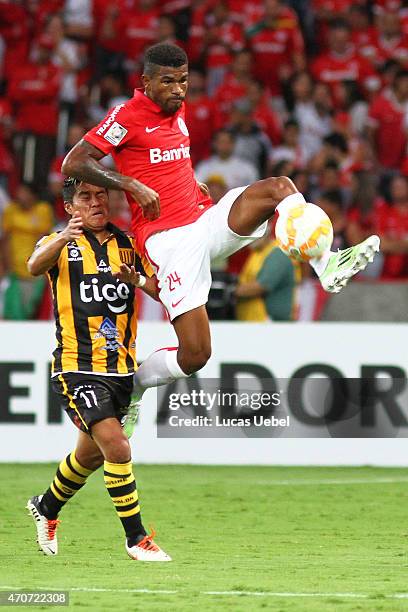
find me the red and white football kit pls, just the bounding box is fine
[84,89,266,320]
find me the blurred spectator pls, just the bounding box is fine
[246,0,305,96]
[290,73,333,162]
[228,99,272,176]
[0,95,15,192]
[346,174,386,277]
[271,158,296,179]
[348,175,383,235]
[312,0,356,50]
[115,0,158,76]
[317,189,348,250]
[45,13,87,120]
[311,19,381,105]
[246,80,282,145]
[269,118,306,170]
[229,0,264,29]
[349,5,377,57]
[185,68,215,165]
[205,174,228,203]
[309,131,363,202]
[64,0,93,39]
[48,123,86,219]
[375,174,408,277]
[28,0,65,38]
[235,228,300,321]
[160,0,190,42]
[287,0,314,50]
[108,189,131,230]
[213,49,254,129]
[310,160,343,202]
[335,80,368,138]
[195,129,259,188]
[155,15,184,47]
[0,1,30,83]
[0,34,4,81]
[88,72,129,124]
[373,9,408,70]
[1,183,53,320]
[93,0,124,74]
[9,35,62,194]
[367,69,408,172]
[291,169,313,200]
[199,1,244,95]
[380,57,402,89]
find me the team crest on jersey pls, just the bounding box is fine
[177,116,189,137]
[67,242,83,262]
[104,121,128,146]
[119,248,134,265]
[94,317,123,352]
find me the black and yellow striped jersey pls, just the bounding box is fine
[42,223,147,376]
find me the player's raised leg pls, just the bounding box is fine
[27,431,103,556]
[227,177,380,293]
[91,417,171,562]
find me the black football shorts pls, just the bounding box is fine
[52,373,134,434]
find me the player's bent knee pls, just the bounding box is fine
[76,451,104,471]
[262,176,297,205]
[91,419,131,463]
[184,346,212,374]
[102,437,131,464]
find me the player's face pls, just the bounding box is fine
[68,183,110,231]
[143,65,189,114]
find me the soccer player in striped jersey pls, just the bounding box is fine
[25,178,170,562]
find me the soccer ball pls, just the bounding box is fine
[275,202,333,261]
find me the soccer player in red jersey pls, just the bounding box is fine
[62,43,380,413]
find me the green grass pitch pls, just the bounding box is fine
[2,464,408,611]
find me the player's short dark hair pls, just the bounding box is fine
[62,177,108,204]
[143,43,188,76]
[62,177,81,203]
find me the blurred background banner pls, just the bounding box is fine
[1,321,407,463]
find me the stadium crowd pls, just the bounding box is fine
[1,0,408,321]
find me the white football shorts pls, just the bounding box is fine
[144,185,268,321]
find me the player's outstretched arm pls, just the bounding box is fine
[27,212,83,276]
[113,264,160,301]
[62,140,161,221]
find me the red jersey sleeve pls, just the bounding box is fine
[83,102,133,155]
